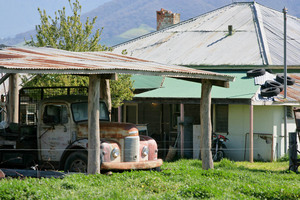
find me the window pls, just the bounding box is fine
[43,104,68,125]
[71,101,109,122]
[215,104,228,133]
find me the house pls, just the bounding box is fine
[113,2,300,161]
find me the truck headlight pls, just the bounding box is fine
[111,148,120,159]
[141,146,149,157]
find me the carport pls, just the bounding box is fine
[0,47,234,173]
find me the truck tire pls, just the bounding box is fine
[276,74,295,85]
[264,80,283,92]
[246,69,265,78]
[261,87,280,97]
[64,152,87,173]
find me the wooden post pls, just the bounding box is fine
[180,103,184,158]
[118,106,122,123]
[249,104,254,163]
[200,80,213,170]
[8,74,19,123]
[88,74,101,174]
[289,132,298,172]
[100,79,112,121]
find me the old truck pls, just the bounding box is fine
[0,87,162,172]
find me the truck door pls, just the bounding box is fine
[39,104,71,162]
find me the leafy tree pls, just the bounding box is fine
[110,74,134,107]
[26,0,108,51]
[24,0,134,108]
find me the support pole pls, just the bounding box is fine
[118,106,122,123]
[88,75,101,174]
[249,103,254,163]
[100,79,112,121]
[283,7,288,154]
[180,103,184,158]
[289,132,298,172]
[200,80,213,170]
[8,74,19,123]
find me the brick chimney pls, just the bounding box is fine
[156,8,180,31]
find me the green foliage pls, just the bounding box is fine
[22,74,134,108]
[21,74,89,87]
[277,154,289,162]
[217,158,238,169]
[110,74,134,108]
[26,0,109,52]
[0,160,299,199]
[24,0,134,107]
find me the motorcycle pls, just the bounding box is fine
[211,133,229,161]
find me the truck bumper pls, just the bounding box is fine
[101,159,163,170]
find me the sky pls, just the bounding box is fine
[0,0,110,39]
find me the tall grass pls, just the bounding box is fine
[0,159,299,199]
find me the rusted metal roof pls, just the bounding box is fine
[275,74,300,103]
[113,2,300,67]
[0,47,234,83]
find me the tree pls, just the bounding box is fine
[26,0,107,52]
[24,0,134,108]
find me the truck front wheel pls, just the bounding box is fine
[64,152,87,173]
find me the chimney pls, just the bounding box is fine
[156,8,180,31]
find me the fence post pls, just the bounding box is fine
[289,132,297,172]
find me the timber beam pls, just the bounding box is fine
[174,77,230,88]
[99,73,118,80]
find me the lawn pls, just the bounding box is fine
[0,159,299,200]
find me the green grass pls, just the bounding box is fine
[0,159,299,200]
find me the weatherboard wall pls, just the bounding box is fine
[226,104,297,161]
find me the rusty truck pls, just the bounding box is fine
[0,87,162,172]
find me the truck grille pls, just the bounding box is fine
[124,136,139,162]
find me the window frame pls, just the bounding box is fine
[42,104,69,125]
[71,101,109,123]
[214,104,229,133]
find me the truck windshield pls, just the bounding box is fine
[71,102,109,122]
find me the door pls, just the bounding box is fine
[39,104,71,162]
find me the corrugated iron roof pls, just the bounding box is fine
[254,72,276,85]
[131,75,164,89]
[134,72,259,99]
[134,71,300,104]
[0,47,234,83]
[113,2,300,67]
[272,74,300,103]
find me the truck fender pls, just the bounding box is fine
[101,139,121,163]
[139,135,158,161]
[59,139,88,170]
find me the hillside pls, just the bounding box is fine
[83,0,231,45]
[1,0,300,47]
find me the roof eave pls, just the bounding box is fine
[0,67,234,85]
